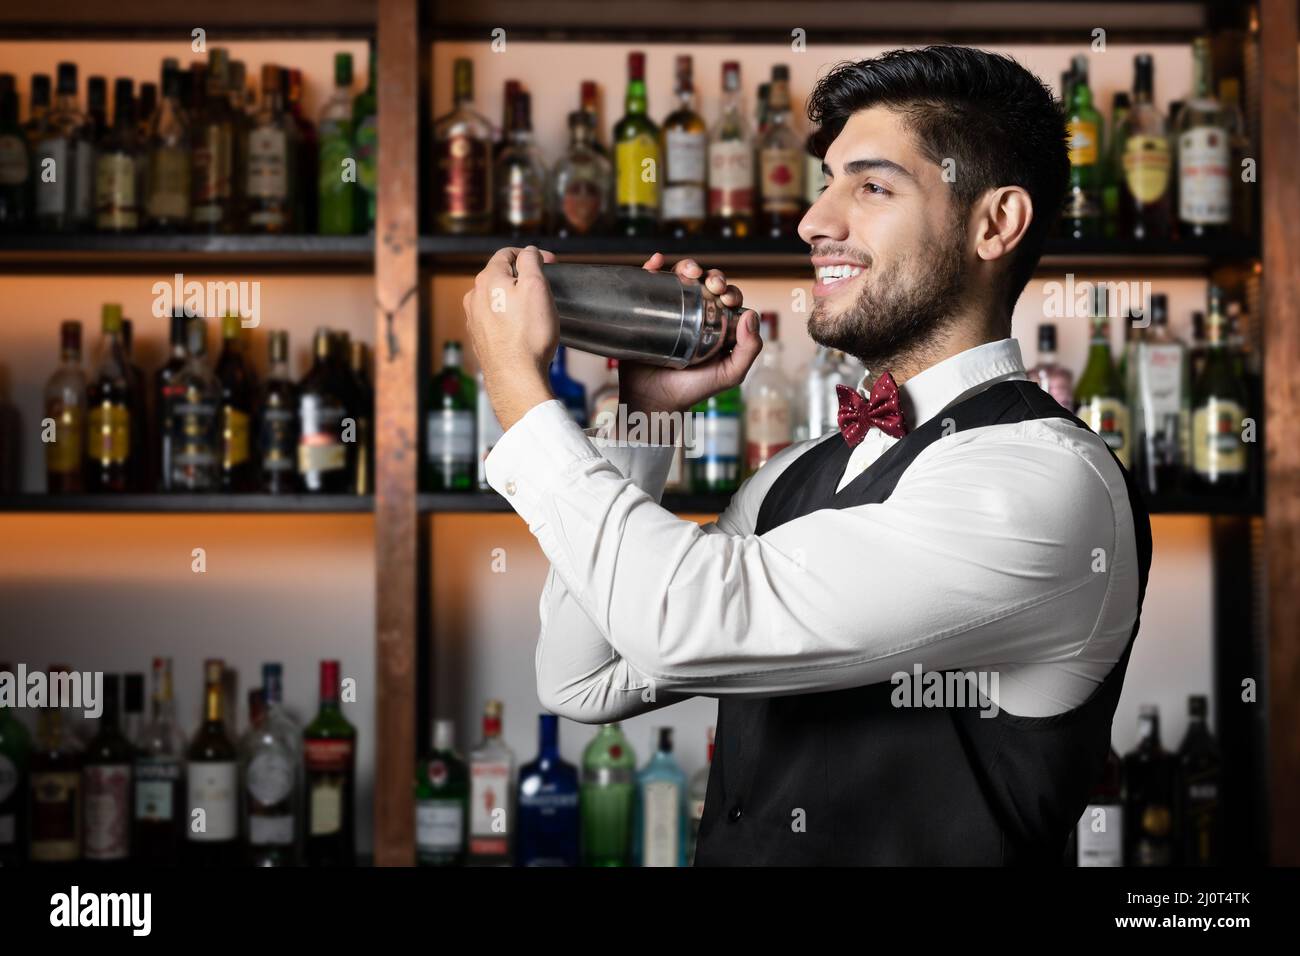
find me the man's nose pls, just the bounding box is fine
[798,188,849,246]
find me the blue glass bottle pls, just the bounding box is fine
[516,714,580,866]
[548,346,588,427]
[634,727,689,866]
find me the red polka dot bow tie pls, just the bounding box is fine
[836,372,908,447]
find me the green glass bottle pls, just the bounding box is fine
[613,51,660,237]
[416,718,468,866]
[318,53,355,235]
[1064,55,1103,240]
[352,47,377,233]
[426,341,476,492]
[1190,287,1248,495]
[0,661,33,866]
[1101,91,1130,239]
[691,385,743,493]
[303,659,357,867]
[1074,304,1131,469]
[580,722,637,866]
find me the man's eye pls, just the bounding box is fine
[863,182,890,196]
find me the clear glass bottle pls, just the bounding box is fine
[474,369,503,492]
[661,54,707,238]
[494,90,546,235]
[757,65,804,238]
[580,722,637,867]
[1176,38,1231,237]
[1131,294,1189,496]
[167,317,222,492]
[44,320,86,493]
[94,78,140,233]
[798,345,834,441]
[145,60,191,232]
[708,61,754,238]
[1029,322,1075,409]
[317,52,356,236]
[246,64,297,233]
[33,63,90,233]
[133,656,185,865]
[1218,77,1252,239]
[416,718,468,867]
[515,714,580,867]
[241,663,300,866]
[634,727,688,867]
[468,699,514,866]
[613,51,660,236]
[427,340,476,492]
[434,57,494,235]
[550,110,611,237]
[742,311,793,475]
[1117,55,1171,240]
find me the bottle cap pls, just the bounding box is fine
[1037,322,1058,352]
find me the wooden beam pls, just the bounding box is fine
[373,0,420,867]
[1259,0,1300,866]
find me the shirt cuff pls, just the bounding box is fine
[485,399,600,505]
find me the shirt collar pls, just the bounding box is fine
[858,338,1028,431]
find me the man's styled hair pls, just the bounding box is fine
[806,46,1069,313]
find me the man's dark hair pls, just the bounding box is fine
[806,46,1069,314]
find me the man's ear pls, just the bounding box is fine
[972,186,1033,263]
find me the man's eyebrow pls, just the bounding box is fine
[833,157,916,180]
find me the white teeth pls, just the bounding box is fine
[817,264,863,283]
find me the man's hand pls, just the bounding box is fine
[462,245,559,431]
[618,253,762,418]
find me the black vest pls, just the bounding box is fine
[693,380,1152,866]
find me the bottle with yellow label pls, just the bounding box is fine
[1064,55,1103,240]
[614,51,660,237]
[86,304,133,492]
[1190,287,1248,495]
[216,313,258,491]
[1074,304,1131,469]
[43,320,87,493]
[1118,55,1172,240]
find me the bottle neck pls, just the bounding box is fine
[538,718,559,757]
[625,78,647,116]
[204,681,224,724]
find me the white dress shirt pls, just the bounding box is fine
[484,338,1141,721]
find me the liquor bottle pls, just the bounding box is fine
[579,80,607,157]
[580,722,636,867]
[85,304,133,493]
[691,386,743,493]
[133,657,185,865]
[298,327,350,493]
[285,68,317,232]
[743,312,793,475]
[227,59,251,228]
[755,82,771,137]
[186,659,239,865]
[254,330,297,493]
[798,345,834,441]
[137,82,157,140]
[241,671,298,866]
[1123,704,1176,866]
[1177,695,1221,866]
[1074,306,1131,468]
[191,48,238,233]
[165,317,222,492]
[44,320,87,493]
[348,341,374,495]
[416,718,468,867]
[1131,294,1189,496]
[708,61,754,239]
[82,674,133,863]
[688,726,713,864]
[589,358,620,431]
[757,65,804,238]
[516,714,580,867]
[495,79,520,159]
[118,318,148,492]
[661,55,707,238]
[635,727,688,867]
[1062,56,1103,239]
[352,46,378,232]
[122,673,145,747]
[29,667,82,864]
[1219,78,1253,239]
[548,345,587,427]
[1070,745,1124,866]
[33,63,90,233]
[85,75,107,144]
[1101,91,1130,238]
[468,699,514,866]
[0,76,33,231]
[317,53,357,236]
[427,340,476,492]
[434,58,494,235]
[613,51,660,237]
[1190,287,1248,494]
[94,78,140,233]
[1117,57,1172,241]
[144,60,191,232]
[475,370,503,492]
[215,314,258,491]
[0,661,33,866]
[550,110,611,237]
[304,659,356,866]
[23,73,51,145]
[1028,323,1074,409]
[246,65,296,233]
[494,90,545,235]
[1176,38,1231,238]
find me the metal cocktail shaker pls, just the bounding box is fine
[539,263,741,369]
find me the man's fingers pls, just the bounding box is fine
[716,309,763,385]
[514,244,546,282]
[674,258,704,279]
[720,283,743,308]
[481,246,522,287]
[642,252,666,272]
[539,248,559,263]
[703,269,728,294]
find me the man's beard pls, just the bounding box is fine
[808,217,968,372]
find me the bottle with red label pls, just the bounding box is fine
[707,61,753,239]
[742,312,794,476]
[433,58,493,235]
[304,659,356,866]
[82,673,134,863]
[468,699,514,866]
[757,65,805,238]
